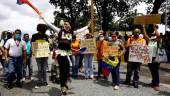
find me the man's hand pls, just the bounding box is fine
[4,57,9,64]
[24,59,27,65]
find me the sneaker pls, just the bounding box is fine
[133,83,139,88]
[35,83,41,89]
[61,87,67,95]
[21,78,26,82]
[113,85,119,90]
[29,77,34,80]
[152,86,160,91]
[35,85,40,89]
[44,82,50,87]
[4,84,13,90]
[65,83,73,90]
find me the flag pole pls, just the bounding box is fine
[90,0,94,33]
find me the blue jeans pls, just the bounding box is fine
[111,58,120,85]
[84,54,93,78]
[71,54,80,78]
[7,56,23,85]
[23,55,32,77]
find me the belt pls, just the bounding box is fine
[9,56,22,58]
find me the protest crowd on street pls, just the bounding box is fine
[0,0,170,96]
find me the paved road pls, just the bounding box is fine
[0,57,170,96]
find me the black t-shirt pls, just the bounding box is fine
[58,29,73,50]
[31,33,49,42]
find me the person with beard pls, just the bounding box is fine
[4,29,27,89]
[124,28,146,88]
[31,24,49,89]
[143,24,161,91]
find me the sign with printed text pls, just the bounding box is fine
[80,39,96,53]
[103,45,119,57]
[128,45,152,63]
[134,14,161,24]
[32,42,50,58]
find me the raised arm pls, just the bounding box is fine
[153,24,160,38]
[142,25,149,42]
[40,17,60,33]
[74,25,89,35]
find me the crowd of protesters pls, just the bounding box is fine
[0,19,169,95]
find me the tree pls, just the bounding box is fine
[49,0,90,30]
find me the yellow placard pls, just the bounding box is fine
[80,39,96,53]
[32,42,50,58]
[103,45,119,57]
[134,14,161,24]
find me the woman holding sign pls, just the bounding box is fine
[143,24,161,91]
[82,33,95,80]
[109,32,125,90]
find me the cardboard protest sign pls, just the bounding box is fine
[103,45,119,57]
[128,45,152,63]
[134,14,161,24]
[32,42,50,58]
[80,39,96,53]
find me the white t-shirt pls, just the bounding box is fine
[5,38,26,57]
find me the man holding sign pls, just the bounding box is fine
[124,28,146,88]
[31,24,49,89]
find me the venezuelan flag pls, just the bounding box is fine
[17,0,27,5]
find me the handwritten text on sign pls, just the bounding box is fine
[80,39,96,53]
[32,42,50,58]
[128,45,152,63]
[103,45,119,57]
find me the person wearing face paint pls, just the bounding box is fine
[31,24,49,89]
[124,28,146,88]
[4,29,27,89]
[143,24,161,91]
[22,33,33,81]
[109,32,125,90]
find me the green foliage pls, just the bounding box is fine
[49,0,90,30]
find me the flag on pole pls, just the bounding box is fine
[16,0,41,16]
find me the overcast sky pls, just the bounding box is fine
[0,1,148,36]
[0,0,55,35]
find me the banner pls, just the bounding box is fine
[80,39,96,53]
[128,45,152,63]
[134,14,161,24]
[32,42,50,58]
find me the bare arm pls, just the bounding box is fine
[142,25,149,42]
[119,44,126,56]
[22,50,27,65]
[4,48,8,64]
[41,17,60,33]
[153,24,160,38]
[74,25,89,35]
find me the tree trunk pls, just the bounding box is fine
[147,0,166,35]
